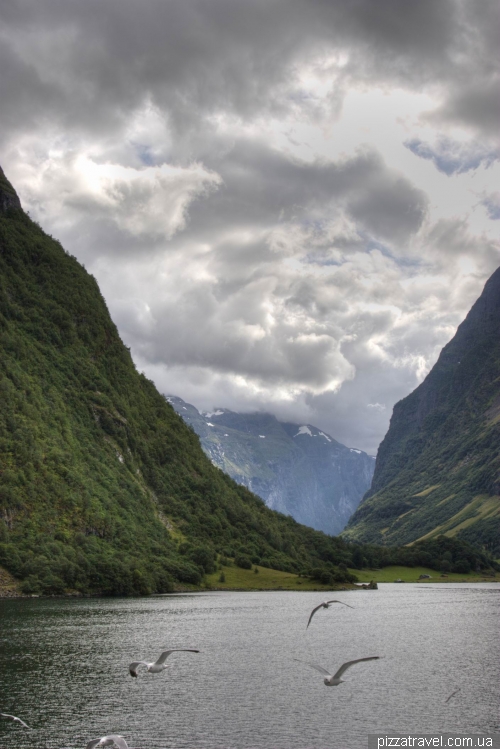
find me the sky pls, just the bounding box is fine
[1,0,499,455]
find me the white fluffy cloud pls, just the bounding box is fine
[11,145,221,244]
[1,0,499,453]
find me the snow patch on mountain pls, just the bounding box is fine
[294,425,313,437]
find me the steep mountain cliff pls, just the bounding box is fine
[343,267,500,554]
[0,166,371,595]
[167,396,375,535]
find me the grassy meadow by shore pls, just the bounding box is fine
[198,560,500,591]
[350,565,500,584]
[202,564,356,591]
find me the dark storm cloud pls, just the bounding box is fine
[0,0,497,147]
[184,140,429,250]
[424,81,500,141]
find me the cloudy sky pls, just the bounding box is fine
[1,0,499,454]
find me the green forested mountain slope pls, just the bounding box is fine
[343,268,500,554]
[0,166,377,595]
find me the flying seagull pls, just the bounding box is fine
[129,648,200,677]
[0,713,31,729]
[306,600,354,628]
[86,736,129,749]
[295,656,381,686]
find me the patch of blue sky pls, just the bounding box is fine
[132,142,158,167]
[362,235,423,269]
[302,235,398,267]
[287,89,317,103]
[404,136,500,176]
[302,253,341,267]
[300,217,329,234]
[364,236,394,258]
[481,197,500,220]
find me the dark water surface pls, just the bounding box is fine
[1,584,499,749]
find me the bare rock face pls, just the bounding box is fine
[0,167,22,212]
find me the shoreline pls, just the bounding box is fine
[1,561,498,600]
[2,578,499,601]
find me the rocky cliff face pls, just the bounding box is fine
[343,267,500,554]
[0,167,22,212]
[167,396,375,535]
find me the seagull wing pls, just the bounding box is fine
[154,649,200,666]
[112,738,129,749]
[308,663,332,677]
[129,661,148,677]
[85,740,101,749]
[325,600,354,609]
[306,604,324,628]
[333,656,380,680]
[103,735,129,749]
[0,713,30,728]
[293,659,332,678]
[14,717,30,729]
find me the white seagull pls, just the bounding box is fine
[86,736,128,749]
[0,713,31,729]
[295,656,381,686]
[129,648,200,677]
[306,600,354,628]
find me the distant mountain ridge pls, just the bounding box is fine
[167,396,375,535]
[343,266,500,554]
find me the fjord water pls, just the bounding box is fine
[1,585,499,749]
